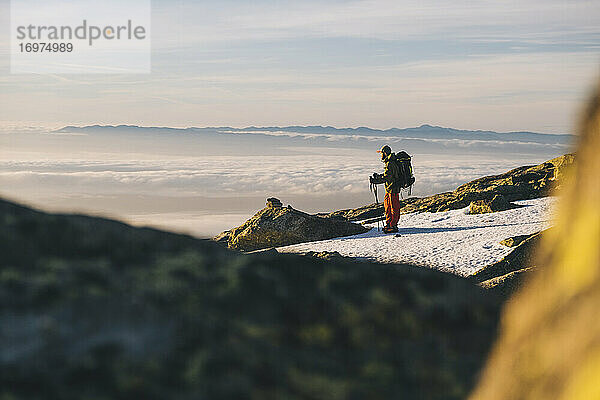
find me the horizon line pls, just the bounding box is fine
[54,123,574,136]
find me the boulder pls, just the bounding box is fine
[266,197,283,208]
[215,199,369,251]
[468,194,520,214]
[469,230,544,285]
[478,267,535,297]
[499,234,535,247]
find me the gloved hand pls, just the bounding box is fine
[370,172,383,184]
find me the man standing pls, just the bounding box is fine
[370,145,401,233]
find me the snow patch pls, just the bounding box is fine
[278,197,556,276]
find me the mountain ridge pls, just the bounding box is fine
[55,124,573,142]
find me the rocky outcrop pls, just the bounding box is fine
[298,250,348,260]
[266,197,283,208]
[247,248,350,261]
[0,197,501,400]
[469,194,520,214]
[499,234,533,247]
[469,230,544,286]
[478,267,535,297]
[325,202,384,221]
[215,199,369,251]
[330,154,575,222]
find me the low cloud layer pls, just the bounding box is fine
[0,128,570,236]
[1,154,553,209]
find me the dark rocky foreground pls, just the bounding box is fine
[0,198,501,400]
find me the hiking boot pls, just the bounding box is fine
[383,226,399,234]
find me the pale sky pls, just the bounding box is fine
[1,0,599,133]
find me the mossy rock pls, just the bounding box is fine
[216,201,369,251]
[469,195,521,214]
[499,234,534,247]
[479,267,535,297]
[470,230,545,284]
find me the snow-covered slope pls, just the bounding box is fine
[278,197,555,276]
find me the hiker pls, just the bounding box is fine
[370,145,414,233]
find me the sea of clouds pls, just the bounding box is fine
[0,127,571,237]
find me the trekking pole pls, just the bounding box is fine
[375,185,380,232]
[370,182,381,232]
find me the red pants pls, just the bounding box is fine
[384,192,401,228]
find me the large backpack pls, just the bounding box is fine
[394,151,415,192]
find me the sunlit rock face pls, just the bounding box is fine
[470,82,600,400]
[214,199,369,251]
[468,194,520,214]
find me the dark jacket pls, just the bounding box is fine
[373,154,401,193]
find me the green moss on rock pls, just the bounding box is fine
[469,195,521,214]
[216,202,369,251]
[499,234,534,247]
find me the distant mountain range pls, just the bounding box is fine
[56,124,573,145]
